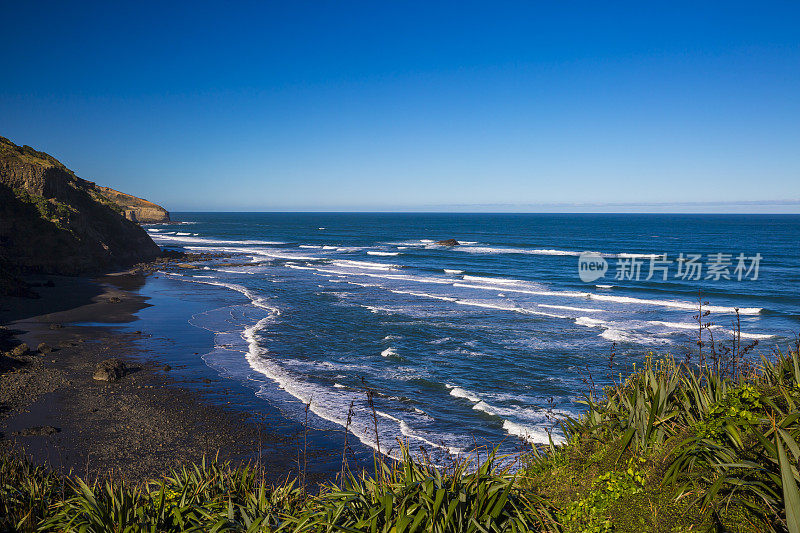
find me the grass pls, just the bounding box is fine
[2,330,799,531]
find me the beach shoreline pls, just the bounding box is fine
[0,270,360,485]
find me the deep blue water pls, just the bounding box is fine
[144,213,800,461]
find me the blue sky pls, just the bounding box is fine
[1,1,798,212]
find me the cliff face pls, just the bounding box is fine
[0,136,162,278]
[95,186,170,223]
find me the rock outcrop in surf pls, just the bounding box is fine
[437,239,460,246]
[0,135,162,287]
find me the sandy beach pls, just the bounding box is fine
[0,270,359,485]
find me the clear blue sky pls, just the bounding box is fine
[1,1,798,212]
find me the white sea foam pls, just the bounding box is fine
[647,320,698,330]
[367,251,401,256]
[600,328,638,343]
[455,300,568,318]
[332,260,397,271]
[376,411,462,455]
[389,289,458,302]
[648,321,775,340]
[468,398,566,444]
[456,246,591,257]
[444,269,464,275]
[502,420,558,444]
[185,245,319,261]
[151,234,286,246]
[452,283,762,315]
[381,347,397,357]
[447,385,482,403]
[575,316,605,328]
[595,284,614,289]
[539,304,601,313]
[462,275,524,285]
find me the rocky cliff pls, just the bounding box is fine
[0,136,163,283]
[95,186,170,223]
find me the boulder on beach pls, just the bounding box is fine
[93,358,127,382]
[10,343,28,356]
[437,239,460,246]
[37,342,52,354]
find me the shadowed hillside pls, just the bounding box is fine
[0,136,162,293]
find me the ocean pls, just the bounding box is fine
[143,213,800,462]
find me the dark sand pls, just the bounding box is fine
[0,272,357,485]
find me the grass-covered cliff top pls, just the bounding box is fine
[0,136,78,177]
[3,344,799,532]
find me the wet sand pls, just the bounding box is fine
[0,272,359,485]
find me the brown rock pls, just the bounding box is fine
[10,343,28,356]
[37,342,52,354]
[436,239,460,246]
[93,358,128,382]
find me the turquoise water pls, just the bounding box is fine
[144,213,800,461]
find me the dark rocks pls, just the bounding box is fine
[437,239,460,246]
[13,426,60,437]
[163,364,172,371]
[49,323,63,330]
[93,358,128,382]
[10,343,28,356]
[37,342,52,354]
[108,296,122,303]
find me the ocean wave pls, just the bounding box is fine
[538,304,602,313]
[452,283,762,315]
[467,397,566,444]
[456,246,591,257]
[447,385,482,403]
[389,289,458,302]
[459,299,570,318]
[575,316,671,345]
[332,260,398,271]
[575,316,606,328]
[184,245,319,261]
[150,233,286,246]
[375,411,462,456]
[367,251,401,256]
[444,269,464,275]
[462,275,525,285]
[648,320,775,340]
[502,420,559,444]
[380,347,397,357]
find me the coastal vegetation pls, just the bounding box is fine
[2,336,799,532]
